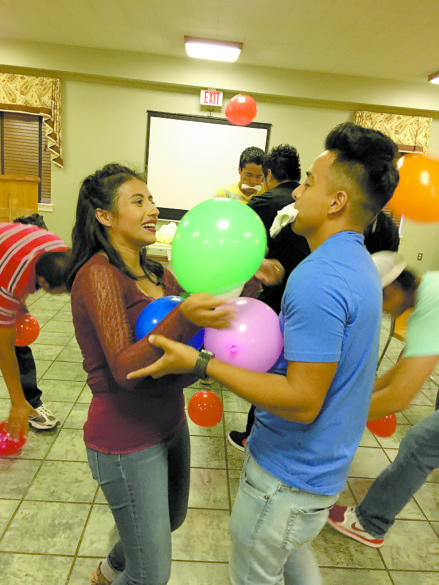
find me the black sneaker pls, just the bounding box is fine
[228,430,247,451]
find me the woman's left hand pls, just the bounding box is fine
[179,293,234,329]
[127,334,197,379]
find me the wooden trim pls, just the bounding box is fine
[0,103,52,116]
[0,175,40,182]
[398,144,424,153]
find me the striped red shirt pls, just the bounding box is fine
[0,223,66,327]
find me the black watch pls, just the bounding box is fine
[193,349,214,380]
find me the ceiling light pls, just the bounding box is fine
[184,36,243,63]
[428,71,439,84]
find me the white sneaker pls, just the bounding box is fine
[327,505,385,548]
[28,404,59,430]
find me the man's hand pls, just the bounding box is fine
[127,334,199,379]
[255,258,285,286]
[6,401,32,440]
[180,293,234,329]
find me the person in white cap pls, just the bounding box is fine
[328,250,439,548]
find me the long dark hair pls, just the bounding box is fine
[65,163,164,291]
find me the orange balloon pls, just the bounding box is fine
[387,153,439,222]
[188,390,223,427]
[366,414,397,438]
[225,94,257,126]
[15,314,40,347]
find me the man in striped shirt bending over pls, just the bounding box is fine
[0,222,69,440]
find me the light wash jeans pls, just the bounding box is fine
[87,421,190,585]
[229,449,338,585]
[357,407,439,538]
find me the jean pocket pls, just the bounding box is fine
[284,505,331,549]
[240,468,270,501]
[240,456,277,502]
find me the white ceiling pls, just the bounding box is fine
[1,0,439,84]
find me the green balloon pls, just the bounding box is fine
[172,199,267,294]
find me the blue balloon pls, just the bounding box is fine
[135,296,205,349]
[187,328,204,350]
[135,296,183,341]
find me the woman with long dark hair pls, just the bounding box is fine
[66,163,231,585]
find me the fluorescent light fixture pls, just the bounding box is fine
[184,36,242,63]
[428,71,439,84]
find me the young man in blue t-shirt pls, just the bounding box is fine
[128,122,400,585]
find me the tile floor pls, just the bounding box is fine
[0,289,438,585]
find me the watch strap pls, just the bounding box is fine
[193,349,214,380]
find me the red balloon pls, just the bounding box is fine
[366,414,397,438]
[188,390,223,427]
[225,94,257,126]
[15,314,40,347]
[0,420,27,456]
[387,153,439,222]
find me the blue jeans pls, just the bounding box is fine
[229,449,337,585]
[15,345,42,408]
[87,421,190,585]
[356,408,439,538]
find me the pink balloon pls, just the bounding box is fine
[204,298,283,372]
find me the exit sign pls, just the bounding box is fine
[200,89,223,106]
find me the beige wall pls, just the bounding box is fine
[49,80,354,243]
[1,39,439,268]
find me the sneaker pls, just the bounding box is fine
[228,430,247,452]
[327,505,384,548]
[28,404,59,430]
[91,562,113,585]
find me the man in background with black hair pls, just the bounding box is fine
[214,146,265,202]
[228,144,311,450]
[1,218,69,438]
[11,215,64,433]
[248,143,310,314]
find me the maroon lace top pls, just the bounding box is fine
[71,254,199,454]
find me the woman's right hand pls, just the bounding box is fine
[180,293,234,329]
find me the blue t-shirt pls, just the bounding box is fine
[248,231,382,496]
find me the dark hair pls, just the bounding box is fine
[35,250,72,288]
[239,146,265,169]
[14,213,47,230]
[394,269,418,294]
[325,122,400,220]
[262,144,301,182]
[65,163,164,291]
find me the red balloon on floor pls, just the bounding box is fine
[15,314,40,346]
[0,420,27,456]
[225,94,257,126]
[188,391,223,427]
[366,414,397,437]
